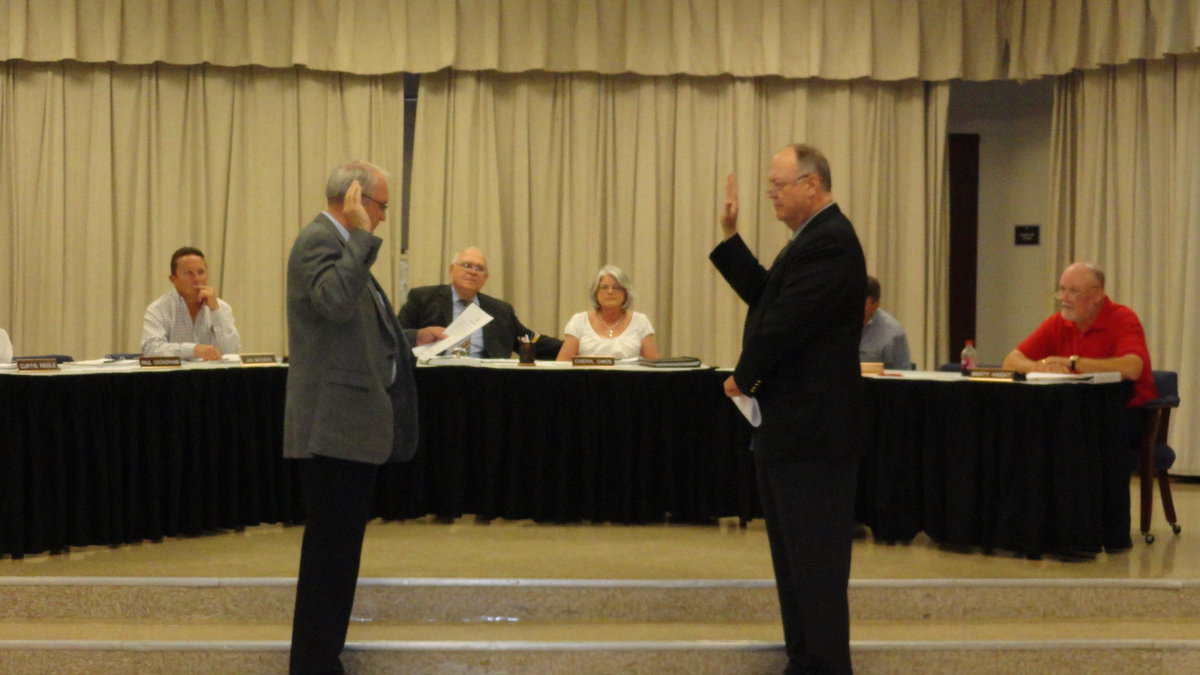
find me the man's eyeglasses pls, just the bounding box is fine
[1056,285,1099,300]
[765,173,813,197]
[454,262,487,274]
[362,193,388,212]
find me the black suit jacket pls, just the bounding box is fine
[397,284,563,359]
[710,204,866,463]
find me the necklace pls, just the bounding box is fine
[600,312,625,337]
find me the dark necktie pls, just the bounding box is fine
[458,298,473,355]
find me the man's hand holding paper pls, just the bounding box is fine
[411,303,494,359]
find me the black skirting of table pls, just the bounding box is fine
[1,366,1129,559]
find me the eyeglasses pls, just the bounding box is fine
[362,193,388,212]
[454,262,487,274]
[765,173,813,197]
[597,284,626,292]
[1056,285,1099,300]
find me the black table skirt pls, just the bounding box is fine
[1,367,301,558]
[376,367,755,524]
[857,377,1132,554]
[1,366,1128,559]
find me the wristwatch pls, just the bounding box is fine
[1069,354,1079,372]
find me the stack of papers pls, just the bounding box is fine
[1025,371,1122,384]
[411,304,494,360]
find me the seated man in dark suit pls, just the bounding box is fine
[398,247,562,359]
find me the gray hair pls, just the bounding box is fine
[789,143,832,192]
[325,161,389,201]
[589,265,634,310]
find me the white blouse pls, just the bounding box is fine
[563,311,655,359]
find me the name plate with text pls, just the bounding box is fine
[140,356,182,367]
[15,358,59,372]
[572,356,615,367]
[967,367,1018,381]
[240,353,278,365]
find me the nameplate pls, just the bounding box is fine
[572,356,614,367]
[240,353,277,365]
[140,356,182,367]
[15,358,59,372]
[860,362,884,375]
[966,367,1017,381]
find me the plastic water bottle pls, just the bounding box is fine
[960,340,978,374]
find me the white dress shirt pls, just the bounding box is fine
[141,292,241,359]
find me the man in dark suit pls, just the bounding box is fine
[710,144,866,674]
[284,161,436,673]
[398,246,562,359]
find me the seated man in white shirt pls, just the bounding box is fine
[141,247,241,360]
[0,327,12,363]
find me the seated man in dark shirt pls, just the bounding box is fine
[398,247,562,359]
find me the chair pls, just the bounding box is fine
[1139,370,1181,543]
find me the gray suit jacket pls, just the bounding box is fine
[283,213,418,464]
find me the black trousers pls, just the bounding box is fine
[290,455,379,674]
[755,451,859,675]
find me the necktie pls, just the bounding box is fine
[457,299,472,355]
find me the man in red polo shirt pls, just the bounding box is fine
[1002,261,1156,407]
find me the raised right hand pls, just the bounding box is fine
[343,179,371,231]
[720,172,739,238]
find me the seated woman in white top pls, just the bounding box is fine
[0,328,11,363]
[556,265,660,360]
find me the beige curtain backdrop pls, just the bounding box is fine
[0,60,407,359]
[407,69,947,368]
[5,0,1198,80]
[1047,53,1200,473]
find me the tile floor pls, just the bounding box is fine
[2,480,1196,583]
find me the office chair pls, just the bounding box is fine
[1139,370,1181,544]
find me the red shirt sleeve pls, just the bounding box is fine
[1108,305,1150,362]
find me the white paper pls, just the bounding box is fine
[732,394,761,427]
[1025,371,1122,384]
[411,303,494,360]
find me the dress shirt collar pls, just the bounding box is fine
[451,287,478,307]
[172,289,206,316]
[791,201,835,240]
[322,211,350,242]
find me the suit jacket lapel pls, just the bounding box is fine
[438,285,456,326]
[369,276,399,344]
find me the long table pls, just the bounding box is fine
[0,363,1130,559]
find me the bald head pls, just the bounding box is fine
[1063,261,1105,289]
[449,247,490,300]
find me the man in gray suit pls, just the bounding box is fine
[285,161,435,673]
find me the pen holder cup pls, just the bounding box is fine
[518,343,537,366]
